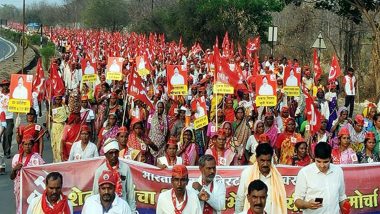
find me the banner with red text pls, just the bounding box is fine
[21,158,380,214]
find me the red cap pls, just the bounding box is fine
[338,127,350,137]
[281,106,289,112]
[198,86,206,92]
[168,136,178,146]
[258,134,270,142]
[368,103,376,108]
[22,134,34,143]
[296,136,305,143]
[172,165,188,177]
[130,118,142,127]
[81,95,88,101]
[81,125,90,133]
[354,114,364,126]
[1,79,10,85]
[110,92,118,99]
[365,132,375,140]
[118,126,128,134]
[98,170,116,186]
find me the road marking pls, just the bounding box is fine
[0,37,18,62]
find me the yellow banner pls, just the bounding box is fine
[170,85,188,96]
[256,95,277,107]
[213,83,234,94]
[284,86,300,97]
[82,74,97,82]
[194,115,209,129]
[8,99,31,113]
[106,72,122,81]
[138,68,150,77]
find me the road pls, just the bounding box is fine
[0,113,53,214]
[0,37,17,62]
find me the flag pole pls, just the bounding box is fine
[122,77,128,127]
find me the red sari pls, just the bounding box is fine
[61,123,82,161]
[17,123,45,154]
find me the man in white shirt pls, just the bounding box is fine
[294,142,349,214]
[68,125,98,161]
[27,172,73,214]
[188,155,226,214]
[0,79,13,159]
[235,143,287,214]
[343,67,356,117]
[238,180,268,214]
[83,170,132,214]
[156,164,202,214]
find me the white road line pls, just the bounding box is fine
[0,37,18,62]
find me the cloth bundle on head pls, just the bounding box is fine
[103,138,119,153]
[365,132,375,140]
[172,164,188,177]
[338,127,350,137]
[81,95,88,101]
[98,170,117,186]
[168,136,178,146]
[81,125,90,133]
[68,89,81,113]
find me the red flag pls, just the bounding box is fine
[214,46,240,88]
[32,58,46,101]
[222,32,230,58]
[253,53,260,76]
[328,54,341,81]
[128,71,155,110]
[304,90,322,134]
[47,61,65,98]
[313,49,322,82]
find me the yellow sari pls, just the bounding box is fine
[51,105,69,162]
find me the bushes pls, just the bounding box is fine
[39,42,55,70]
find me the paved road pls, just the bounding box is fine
[0,37,17,62]
[0,112,52,214]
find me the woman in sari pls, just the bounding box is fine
[177,127,199,166]
[61,112,86,161]
[10,135,44,213]
[363,103,377,131]
[291,140,311,166]
[264,112,279,148]
[369,113,380,156]
[127,120,158,165]
[357,132,379,163]
[95,82,110,133]
[170,106,186,141]
[118,126,129,158]
[105,92,123,126]
[147,101,169,158]
[206,109,224,148]
[275,117,301,165]
[16,108,45,156]
[345,114,366,152]
[222,121,234,149]
[331,127,358,164]
[330,107,350,148]
[245,120,265,160]
[97,113,119,155]
[50,95,69,162]
[232,107,250,164]
[311,118,331,155]
[224,98,235,122]
[157,137,183,169]
[205,129,237,166]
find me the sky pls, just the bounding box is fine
[1,0,64,8]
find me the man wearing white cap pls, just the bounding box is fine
[83,170,132,214]
[92,138,136,212]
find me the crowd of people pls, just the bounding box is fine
[0,26,378,213]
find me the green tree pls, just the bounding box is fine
[0,4,20,21]
[83,0,129,31]
[286,0,380,93]
[132,0,285,47]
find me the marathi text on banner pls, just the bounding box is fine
[82,74,97,82]
[106,72,122,81]
[213,83,234,94]
[194,115,208,129]
[20,158,380,214]
[256,95,277,107]
[8,99,31,113]
[284,86,300,97]
[170,85,188,96]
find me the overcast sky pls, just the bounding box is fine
[1,0,64,8]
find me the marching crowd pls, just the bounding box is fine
[0,26,378,213]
